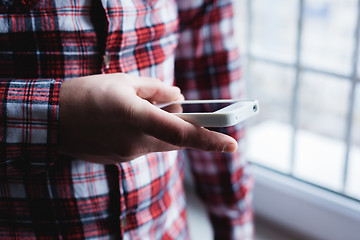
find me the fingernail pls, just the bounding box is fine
[222,143,237,153]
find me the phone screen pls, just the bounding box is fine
[160,101,242,113]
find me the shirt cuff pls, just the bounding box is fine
[0,79,61,175]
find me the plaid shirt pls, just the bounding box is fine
[0,0,253,239]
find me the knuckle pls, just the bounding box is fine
[204,141,219,152]
[114,72,127,79]
[148,77,161,83]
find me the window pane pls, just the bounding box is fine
[301,0,357,75]
[294,72,351,191]
[247,61,295,172]
[346,84,360,199]
[234,0,248,55]
[251,0,298,63]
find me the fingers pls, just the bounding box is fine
[117,75,238,153]
[160,103,183,113]
[138,102,238,153]
[132,77,183,103]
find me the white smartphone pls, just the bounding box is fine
[157,99,259,127]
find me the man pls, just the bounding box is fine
[0,0,253,239]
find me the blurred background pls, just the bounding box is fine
[186,0,360,239]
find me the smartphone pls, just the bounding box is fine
[157,99,259,127]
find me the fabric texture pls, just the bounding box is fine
[0,0,253,239]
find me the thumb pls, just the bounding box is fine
[137,101,238,153]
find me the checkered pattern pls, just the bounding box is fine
[0,0,253,239]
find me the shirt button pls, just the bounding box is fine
[121,217,127,229]
[103,53,110,69]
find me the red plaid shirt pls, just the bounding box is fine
[0,0,253,239]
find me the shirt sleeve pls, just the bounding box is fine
[174,0,254,239]
[0,79,61,176]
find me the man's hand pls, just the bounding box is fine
[58,73,238,164]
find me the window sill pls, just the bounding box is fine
[253,165,360,240]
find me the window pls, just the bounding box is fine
[238,0,360,201]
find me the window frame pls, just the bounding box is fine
[242,0,360,237]
[245,0,360,199]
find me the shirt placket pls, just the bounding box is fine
[98,0,112,74]
[98,0,125,237]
